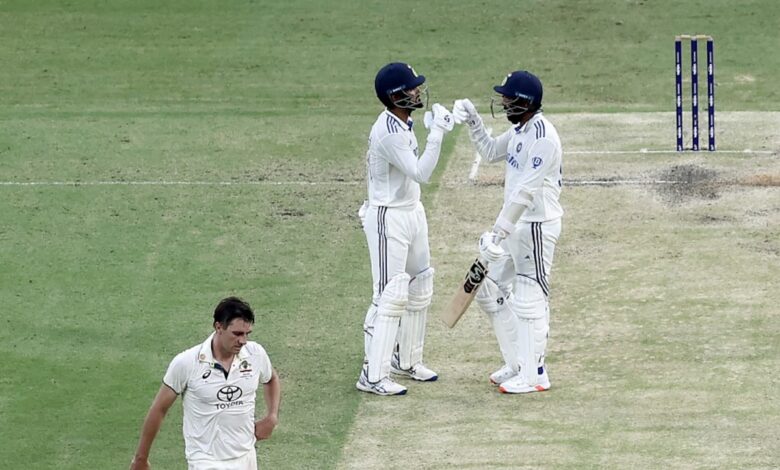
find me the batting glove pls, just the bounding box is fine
[423,103,455,134]
[478,231,505,265]
[453,99,482,128]
[357,200,368,228]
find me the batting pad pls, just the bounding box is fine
[367,273,409,383]
[477,277,520,373]
[398,268,434,369]
[511,276,546,385]
[362,304,378,362]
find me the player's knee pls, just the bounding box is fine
[408,267,434,312]
[378,273,411,317]
[510,277,545,320]
[476,277,510,315]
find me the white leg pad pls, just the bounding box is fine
[535,305,549,369]
[476,277,520,373]
[362,303,378,362]
[511,276,547,385]
[367,273,410,383]
[398,267,434,369]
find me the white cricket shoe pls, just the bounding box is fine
[489,365,517,385]
[498,367,551,394]
[391,354,439,381]
[356,369,407,396]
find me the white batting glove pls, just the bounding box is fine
[453,99,482,128]
[357,200,368,228]
[478,231,505,264]
[423,103,454,133]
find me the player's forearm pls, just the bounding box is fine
[133,407,166,460]
[414,132,443,183]
[262,370,281,421]
[493,190,534,237]
[469,126,503,163]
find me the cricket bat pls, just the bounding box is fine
[440,257,489,328]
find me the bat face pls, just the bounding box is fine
[441,258,488,328]
[463,259,488,293]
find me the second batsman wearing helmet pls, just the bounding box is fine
[453,71,563,394]
[356,62,454,396]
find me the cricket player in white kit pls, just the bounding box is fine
[131,297,281,469]
[356,62,454,396]
[453,70,563,394]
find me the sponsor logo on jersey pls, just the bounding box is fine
[202,369,211,379]
[217,385,243,402]
[215,385,244,410]
[507,154,520,169]
[516,142,523,153]
[532,156,543,169]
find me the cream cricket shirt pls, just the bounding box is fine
[365,110,443,209]
[163,333,273,462]
[502,113,563,223]
[468,112,563,222]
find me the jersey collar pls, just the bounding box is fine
[384,110,413,131]
[515,111,543,134]
[197,332,249,365]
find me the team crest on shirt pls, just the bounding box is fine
[239,360,253,376]
[532,156,543,169]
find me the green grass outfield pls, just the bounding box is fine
[1,1,778,469]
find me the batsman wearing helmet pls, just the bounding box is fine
[356,62,454,396]
[453,71,563,394]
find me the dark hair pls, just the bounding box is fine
[213,296,255,327]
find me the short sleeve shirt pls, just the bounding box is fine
[163,333,273,462]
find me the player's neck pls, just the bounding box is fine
[518,110,540,126]
[211,338,235,367]
[389,107,411,123]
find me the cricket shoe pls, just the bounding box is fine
[489,365,517,385]
[390,354,438,382]
[498,367,551,394]
[356,369,407,396]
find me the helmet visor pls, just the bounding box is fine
[393,84,428,110]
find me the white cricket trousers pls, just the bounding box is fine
[188,447,257,470]
[363,202,431,299]
[490,218,562,293]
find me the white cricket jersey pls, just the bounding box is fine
[365,110,443,208]
[163,334,273,462]
[471,112,563,222]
